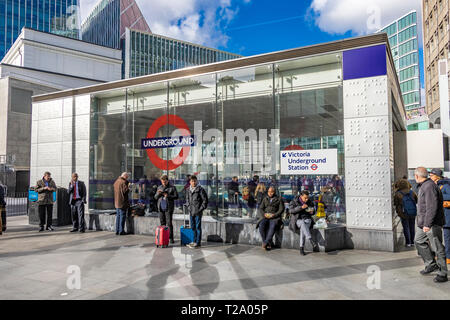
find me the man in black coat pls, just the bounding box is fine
[155,175,179,244]
[414,167,447,283]
[185,175,208,249]
[256,186,284,251]
[68,173,87,233]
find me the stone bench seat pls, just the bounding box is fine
[86,212,350,252]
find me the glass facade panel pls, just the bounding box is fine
[275,55,345,223]
[90,53,346,224]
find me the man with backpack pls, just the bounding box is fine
[414,167,447,283]
[394,178,418,247]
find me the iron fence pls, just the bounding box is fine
[5,192,28,217]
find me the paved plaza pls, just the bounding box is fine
[0,216,449,300]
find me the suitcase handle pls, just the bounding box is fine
[183,204,190,228]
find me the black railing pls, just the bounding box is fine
[5,192,28,217]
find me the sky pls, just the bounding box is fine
[79,0,424,103]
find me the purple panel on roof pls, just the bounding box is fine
[343,44,387,80]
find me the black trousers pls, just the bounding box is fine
[71,200,86,231]
[159,210,174,241]
[38,204,53,228]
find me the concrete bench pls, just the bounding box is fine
[86,212,349,252]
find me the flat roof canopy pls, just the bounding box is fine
[33,33,394,103]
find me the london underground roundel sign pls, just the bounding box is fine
[144,114,192,171]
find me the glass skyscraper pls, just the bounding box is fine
[379,10,425,129]
[81,0,151,50]
[124,29,241,78]
[0,0,81,60]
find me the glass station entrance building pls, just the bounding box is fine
[31,34,408,251]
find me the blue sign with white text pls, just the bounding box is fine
[141,135,196,149]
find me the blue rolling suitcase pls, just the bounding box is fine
[180,204,194,246]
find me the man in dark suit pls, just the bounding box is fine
[68,173,87,233]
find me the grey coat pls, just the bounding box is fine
[185,185,208,216]
[416,178,445,228]
[256,195,284,229]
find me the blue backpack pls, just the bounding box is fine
[401,190,417,216]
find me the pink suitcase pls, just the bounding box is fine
[155,226,170,248]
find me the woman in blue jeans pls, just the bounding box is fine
[394,179,418,247]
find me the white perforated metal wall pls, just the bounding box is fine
[343,76,393,230]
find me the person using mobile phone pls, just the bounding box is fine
[35,171,57,232]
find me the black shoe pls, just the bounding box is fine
[420,264,439,275]
[119,231,126,235]
[79,230,85,233]
[39,227,44,232]
[115,232,119,235]
[170,239,175,244]
[265,244,271,251]
[96,229,103,231]
[300,247,306,256]
[88,228,93,231]
[70,229,78,233]
[433,275,448,283]
[46,226,54,231]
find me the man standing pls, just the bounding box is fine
[414,167,448,283]
[429,168,450,265]
[185,175,208,249]
[68,173,87,233]
[155,175,179,244]
[256,186,284,251]
[0,182,5,235]
[114,172,131,235]
[36,172,57,232]
[247,175,259,195]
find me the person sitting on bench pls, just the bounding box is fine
[256,186,284,251]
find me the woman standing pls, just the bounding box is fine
[255,183,267,208]
[394,178,418,247]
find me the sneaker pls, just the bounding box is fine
[420,264,439,275]
[433,275,448,283]
[187,242,195,248]
[46,226,54,231]
[39,227,44,232]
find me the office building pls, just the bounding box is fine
[379,10,426,130]
[31,33,415,251]
[82,0,239,78]
[81,0,151,50]
[124,28,242,78]
[0,27,122,193]
[0,0,81,60]
[422,0,449,127]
